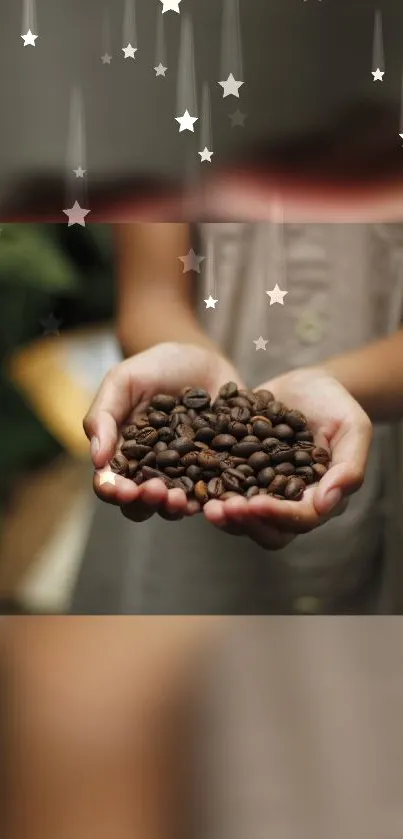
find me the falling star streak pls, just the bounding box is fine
[21,0,37,44]
[123,0,138,56]
[399,71,403,143]
[372,9,385,78]
[155,7,167,70]
[220,0,243,84]
[199,82,213,161]
[65,87,88,209]
[176,13,198,130]
[101,9,112,63]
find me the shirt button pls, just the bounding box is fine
[293,596,323,614]
[295,311,323,345]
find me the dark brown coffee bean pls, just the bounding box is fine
[312,447,331,465]
[284,409,307,431]
[228,396,251,410]
[252,419,273,440]
[187,408,198,420]
[194,441,209,451]
[135,427,159,447]
[142,466,175,488]
[138,451,157,468]
[272,423,294,441]
[212,398,227,411]
[267,475,288,495]
[269,493,286,501]
[295,430,314,442]
[222,469,245,492]
[150,394,176,413]
[231,440,261,457]
[121,424,138,441]
[194,481,209,504]
[156,449,181,467]
[221,491,241,500]
[264,401,286,423]
[179,387,193,400]
[133,471,145,485]
[198,450,222,470]
[293,449,312,467]
[173,476,194,496]
[214,413,230,434]
[183,388,211,410]
[219,381,239,399]
[121,441,152,459]
[195,427,216,444]
[236,464,255,478]
[134,413,150,429]
[175,423,195,440]
[168,438,195,456]
[199,411,217,426]
[292,440,314,451]
[243,476,258,489]
[180,451,200,468]
[270,444,294,465]
[171,404,188,415]
[227,421,248,439]
[238,388,257,405]
[274,462,295,477]
[186,465,203,482]
[171,413,190,431]
[154,441,168,453]
[110,453,129,475]
[192,416,208,432]
[207,477,225,499]
[285,477,305,500]
[203,469,220,481]
[165,466,186,478]
[127,459,140,478]
[148,411,168,429]
[211,434,238,451]
[257,467,276,487]
[230,406,250,424]
[158,427,175,444]
[248,452,271,472]
[246,486,260,498]
[295,466,315,484]
[261,437,281,454]
[312,463,328,480]
[253,389,275,406]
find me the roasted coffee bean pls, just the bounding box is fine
[171,413,190,431]
[221,491,241,500]
[174,476,194,496]
[138,451,157,468]
[121,441,152,459]
[212,398,227,411]
[128,459,140,478]
[154,441,168,453]
[270,444,294,465]
[158,427,175,444]
[292,440,314,451]
[148,411,168,429]
[194,441,209,451]
[219,381,239,399]
[312,447,331,464]
[293,449,312,467]
[156,449,181,467]
[257,467,276,487]
[261,437,281,454]
[222,469,246,492]
[254,389,274,406]
[252,418,273,440]
[236,464,255,478]
[192,416,209,431]
[207,477,225,498]
[142,466,175,488]
[198,450,222,470]
[168,438,195,456]
[230,406,250,424]
[134,413,150,429]
[272,423,294,441]
[135,427,159,447]
[238,388,257,405]
[175,423,195,440]
[295,430,314,442]
[246,485,260,498]
[187,408,198,420]
[180,451,200,468]
[171,404,188,415]
[215,413,230,433]
[186,465,203,482]
[194,480,209,504]
[199,411,217,426]
[195,427,216,444]
[285,476,305,500]
[150,394,176,413]
[183,388,211,410]
[231,440,261,457]
[248,451,271,472]
[110,454,129,475]
[269,493,286,501]
[274,462,295,477]
[133,470,145,485]
[284,410,307,431]
[295,466,315,484]
[227,421,248,439]
[165,466,186,478]
[121,424,139,441]
[228,396,252,410]
[203,469,220,481]
[264,401,286,423]
[179,386,193,400]
[243,476,258,489]
[211,434,238,451]
[312,463,328,480]
[267,475,288,495]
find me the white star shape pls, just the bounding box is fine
[399,133,403,142]
[178,249,205,273]
[372,68,384,81]
[199,147,213,162]
[154,63,167,76]
[175,109,198,132]
[73,166,86,178]
[63,201,90,227]
[266,284,288,305]
[122,43,137,59]
[204,295,218,309]
[101,53,112,64]
[219,73,244,98]
[254,336,269,351]
[40,313,63,336]
[98,470,116,487]
[229,109,246,127]
[21,29,38,46]
[160,0,182,12]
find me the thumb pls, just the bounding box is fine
[83,362,141,468]
[313,411,372,516]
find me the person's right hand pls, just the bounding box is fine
[83,342,244,523]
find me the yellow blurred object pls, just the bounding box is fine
[8,326,122,460]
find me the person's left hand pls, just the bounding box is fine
[203,366,373,550]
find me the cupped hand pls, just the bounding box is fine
[204,366,373,550]
[83,342,244,523]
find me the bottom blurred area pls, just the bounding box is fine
[1,617,403,839]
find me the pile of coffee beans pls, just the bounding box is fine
[110,383,330,503]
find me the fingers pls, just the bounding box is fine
[83,362,143,469]
[204,497,295,549]
[313,411,372,516]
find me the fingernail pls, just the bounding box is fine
[322,487,342,515]
[90,437,100,460]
